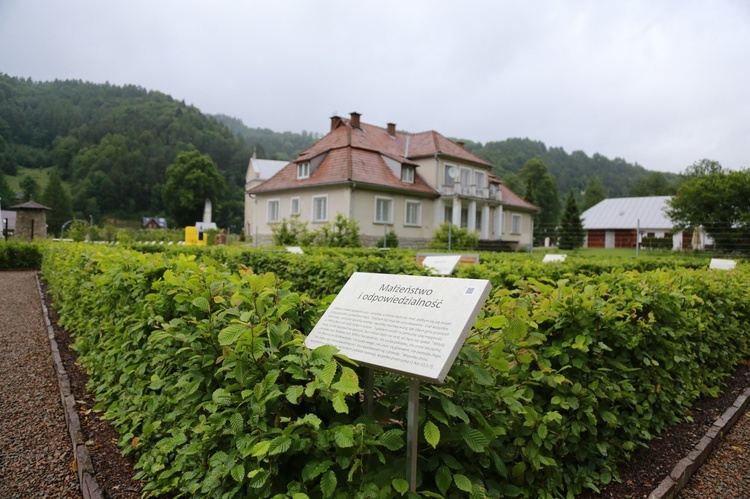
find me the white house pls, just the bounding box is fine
[246,113,539,248]
[244,151,289,239]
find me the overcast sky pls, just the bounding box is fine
[1,0,748,174]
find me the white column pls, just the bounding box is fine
[481,204,490,239]
[468,200,477,233]
[493,205,503,239]
[452,197,462,227]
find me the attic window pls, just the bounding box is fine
[297,162,310,179]
[401,165,415,183]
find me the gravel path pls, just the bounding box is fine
[678,406,750,499]
[0,270,80,498]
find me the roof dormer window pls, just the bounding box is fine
[401,165,415,183]
[297,162,310,179]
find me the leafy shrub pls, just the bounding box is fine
[376,230,399,248]
[428,223,478,250]
[271,215,309,246]
[0,240,42,269]
[305,214,361,248]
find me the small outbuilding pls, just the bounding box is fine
[9,200,51,241]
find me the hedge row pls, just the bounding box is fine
[41,244,749,498]
[0,240,42,270]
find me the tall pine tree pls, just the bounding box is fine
[558,191,585,250]
[40,170,73,237]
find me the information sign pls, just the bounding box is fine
[286,246,304,254]
[420,255,462,275]
[305,272,492,384]
[543,254,567,263]
[709,258,736,270]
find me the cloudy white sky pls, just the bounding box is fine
[1,0,748,173]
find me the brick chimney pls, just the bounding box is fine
[350,112,361,129]
[456,141,465,149]
[330,115,342,131]
[387,122,396,137]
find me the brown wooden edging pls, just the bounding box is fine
[35,272,103,499]
[648,386,750,499]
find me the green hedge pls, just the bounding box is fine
[41,244,750,498]
[0,240,43,270]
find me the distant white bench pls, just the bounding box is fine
[709,258,736,270]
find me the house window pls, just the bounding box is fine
[460,167,471,186]
[267,199,280,223]
[312,195,327,222]
[474,171,485,188]
[375,196,393,224]
[511,214,522,235]
[405,200,421,226]
[460,208,468,228]
[290,197,300,215]
[443,164,457,186]
[297,162,310,179]
[475,210,482,232]
[401,166,415,183]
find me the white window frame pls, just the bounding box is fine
[312,195,328,222]
[374,196,394,224]
[460,167,471,186]
[267,199,280,223]
[474,170,485,188]
[511,214,522,235]
[404,199,422,226]
[290,197,300,215]
[297,162,310,179]
[401,165,415,183]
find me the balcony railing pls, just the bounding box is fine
[441,184,502,201]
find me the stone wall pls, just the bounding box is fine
[14,210,47,241]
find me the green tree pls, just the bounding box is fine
[582,176,607,211]
[20,175,39,201]
[667,163,750,252]
[40,170,73,237]
[519,158,560,245]
[428,222,479,250]
[558,191,585,250]
[629,172,676,197]
[163,151,226,227]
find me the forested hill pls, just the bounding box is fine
[0,73,675,232]
[0,74,252,228]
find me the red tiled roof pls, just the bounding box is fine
[498,183,540,212]
[249,117,491,195]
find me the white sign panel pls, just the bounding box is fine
[543,254,567,263]
[421,255,462,275]
[305,272,492,384]
[709,258,736,270]
[286,246,304,254]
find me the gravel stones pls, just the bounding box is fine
[0,271,80,498]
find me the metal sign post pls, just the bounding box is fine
[406,378,420,491]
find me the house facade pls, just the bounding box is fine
[244,151,289,239]
[581,196,712,250]
[246,113,538,248]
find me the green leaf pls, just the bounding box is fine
[424,420,440,449]
[460,426,489,453]
[333,426,355,448]
[250,441,270,457]
[320,470,337,498]
[268,435,292,455]
[229,412,244,433]
[302,459,332,481]
[230,463,245,482]
[212,388,232,406]
[537,423,548,440]
[453,473,473,492]
[435,465,452,495]
[218,323,246,346]
[379,429,404,451]
[392,478,409,494]
[332,392,349,414]
[331,367,359,395]
[321,361,337,387]
[192,296,210,312]
[286,385,304,404]
[505,317,527,341]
